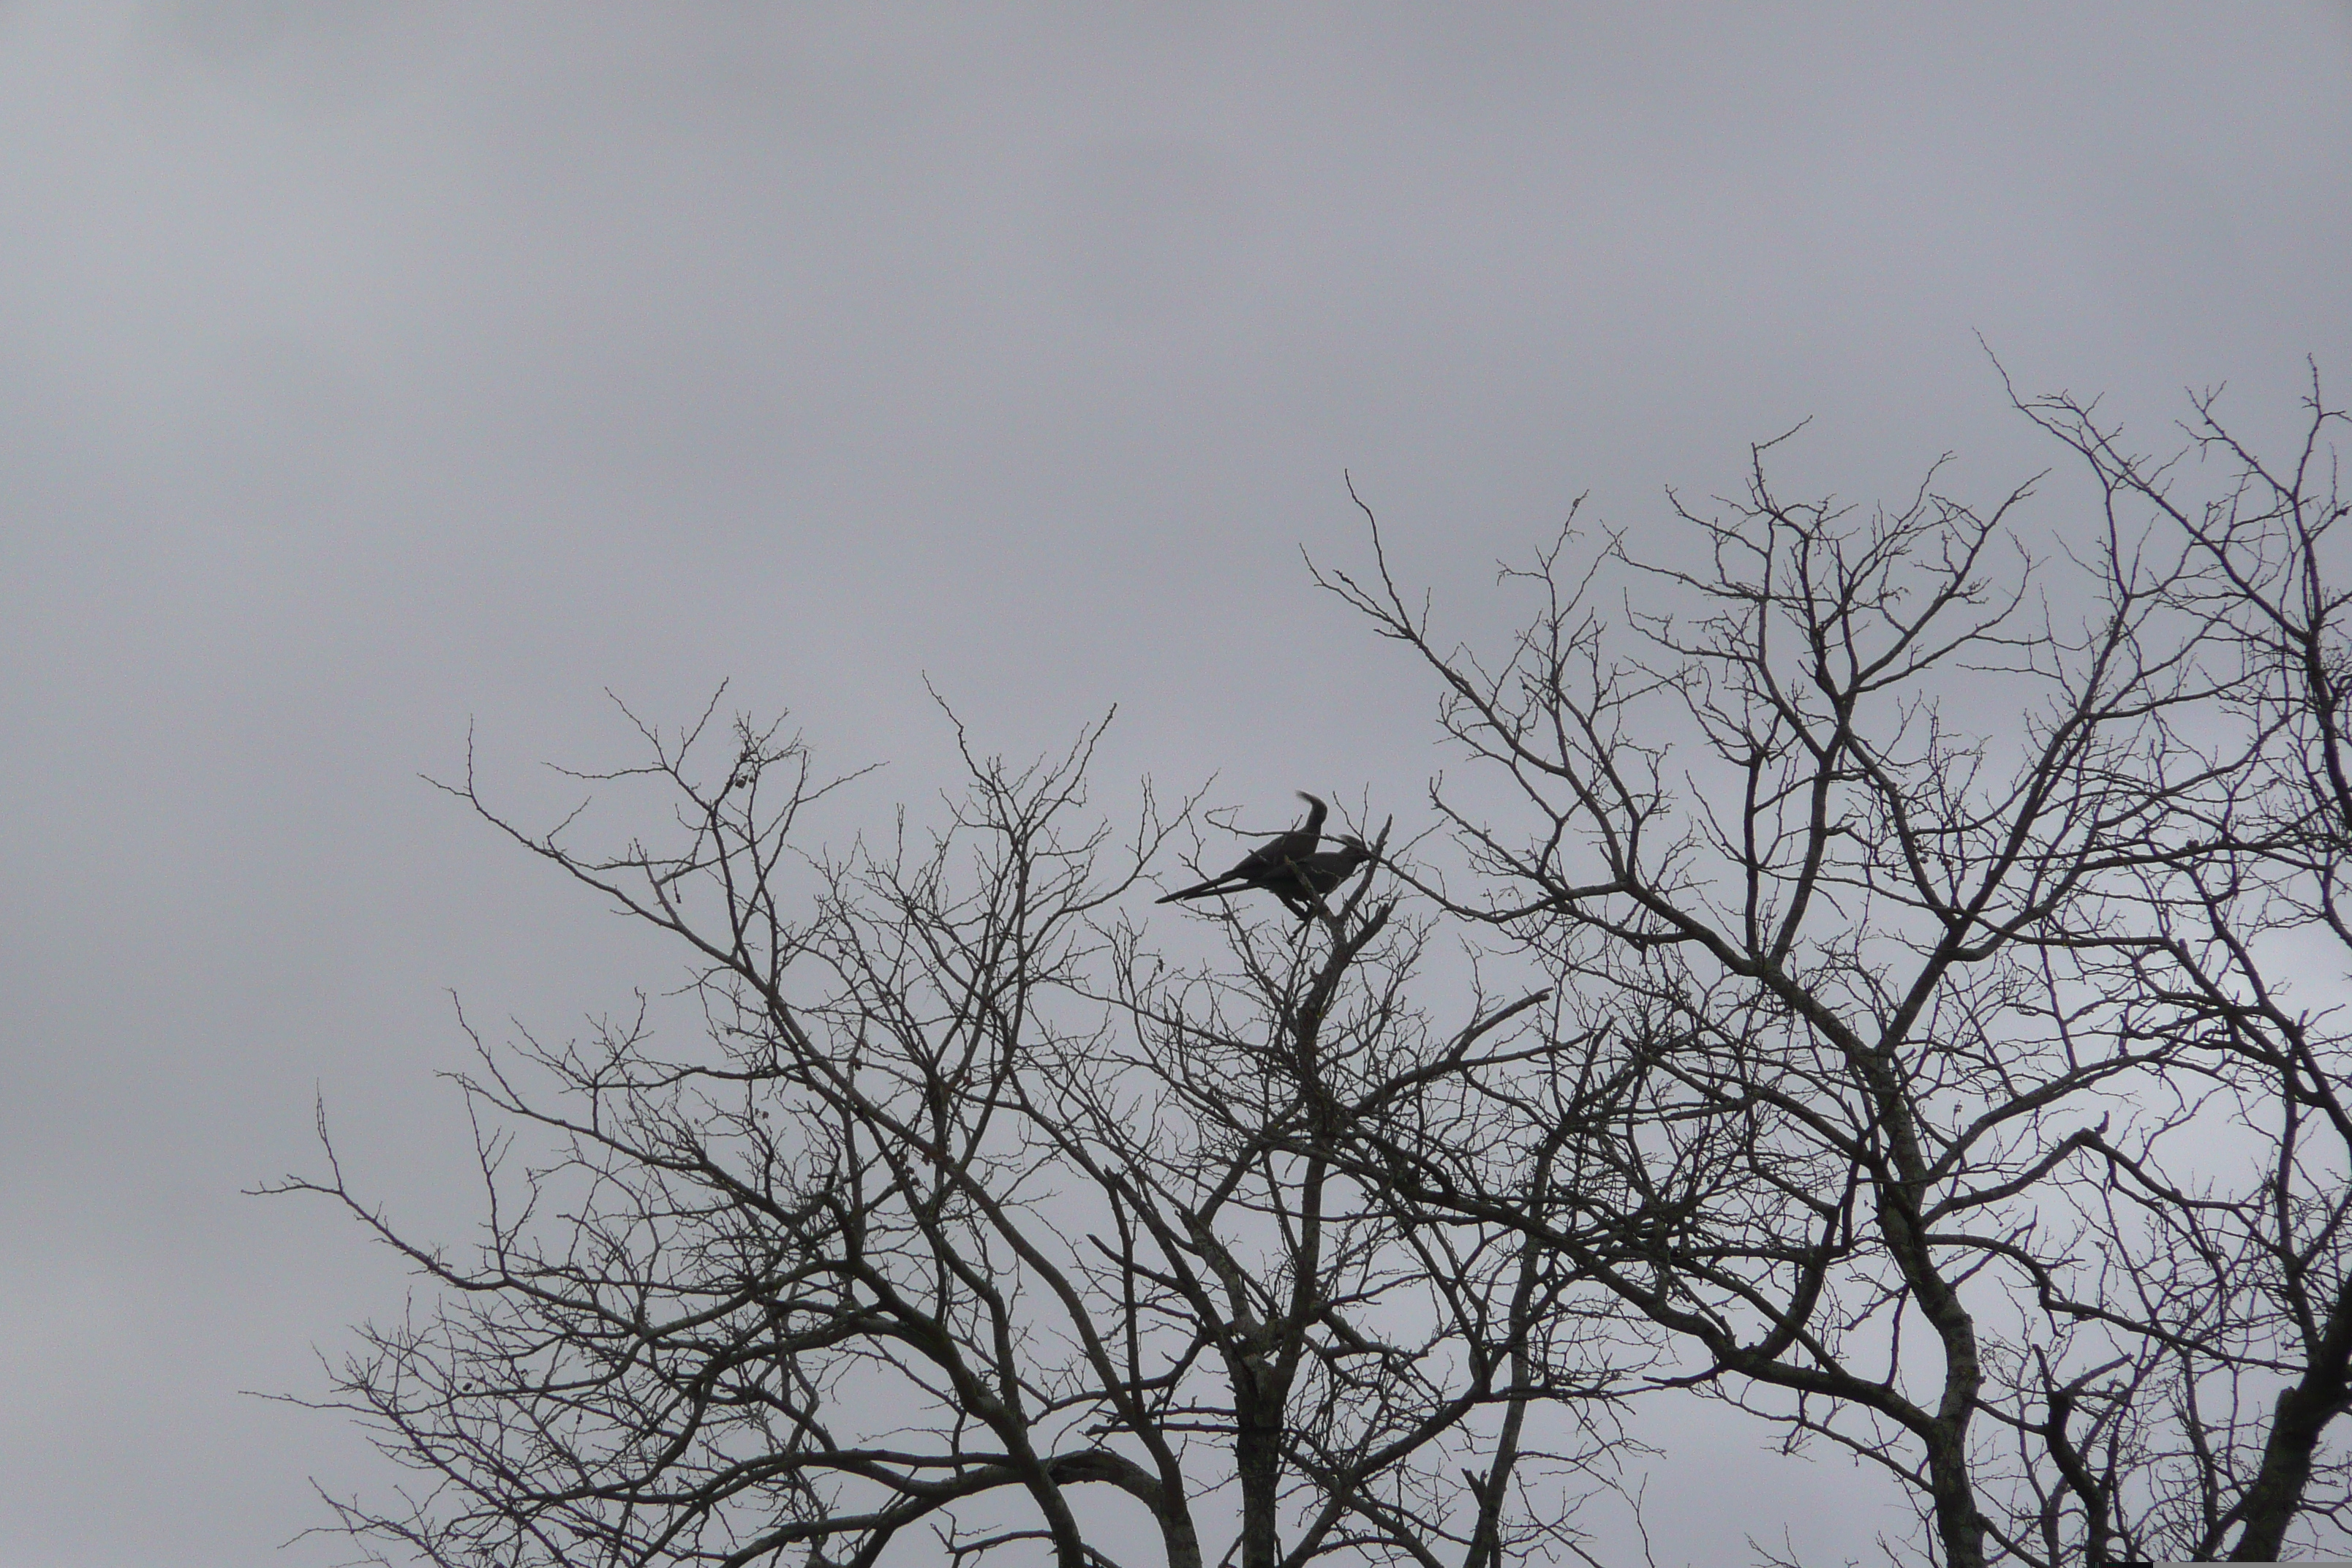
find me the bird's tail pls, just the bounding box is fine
[1155,879,1232,904]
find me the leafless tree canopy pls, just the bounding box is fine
[2002,371,2352,1563]
[1304,374,2352,1567]
[279,370,2352,1568]
[275,709,1624,1568]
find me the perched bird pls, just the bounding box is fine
[1277,836,1373,905]
[1271,836,1373,920]
[1157,793,1328,904]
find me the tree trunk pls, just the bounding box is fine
[2225,1272,2352,1560]
[1232,1410,1289,1568]
[2228,1349,2351,1559]
[1156,1498,1207,1568]
[1924,1423,1989,1568]
[1235,1378,1284,1568]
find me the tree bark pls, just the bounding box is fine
[2228,1284,2352,1561]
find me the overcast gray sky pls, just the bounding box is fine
[4,6,2351,1566]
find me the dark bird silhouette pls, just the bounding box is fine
[1157,793,1328,904]
[1282,836,1372,899]
[1271,836,1373,919]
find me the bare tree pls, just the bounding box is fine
[272,698,1623,1568]
[276,370,2352,1568]
[2000,369,2352,1561]
[1311,444,2242,1567]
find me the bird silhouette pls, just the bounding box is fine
[1270,835,1373,919]
[1158,793,1328,905]
[1289,832,1373,893]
